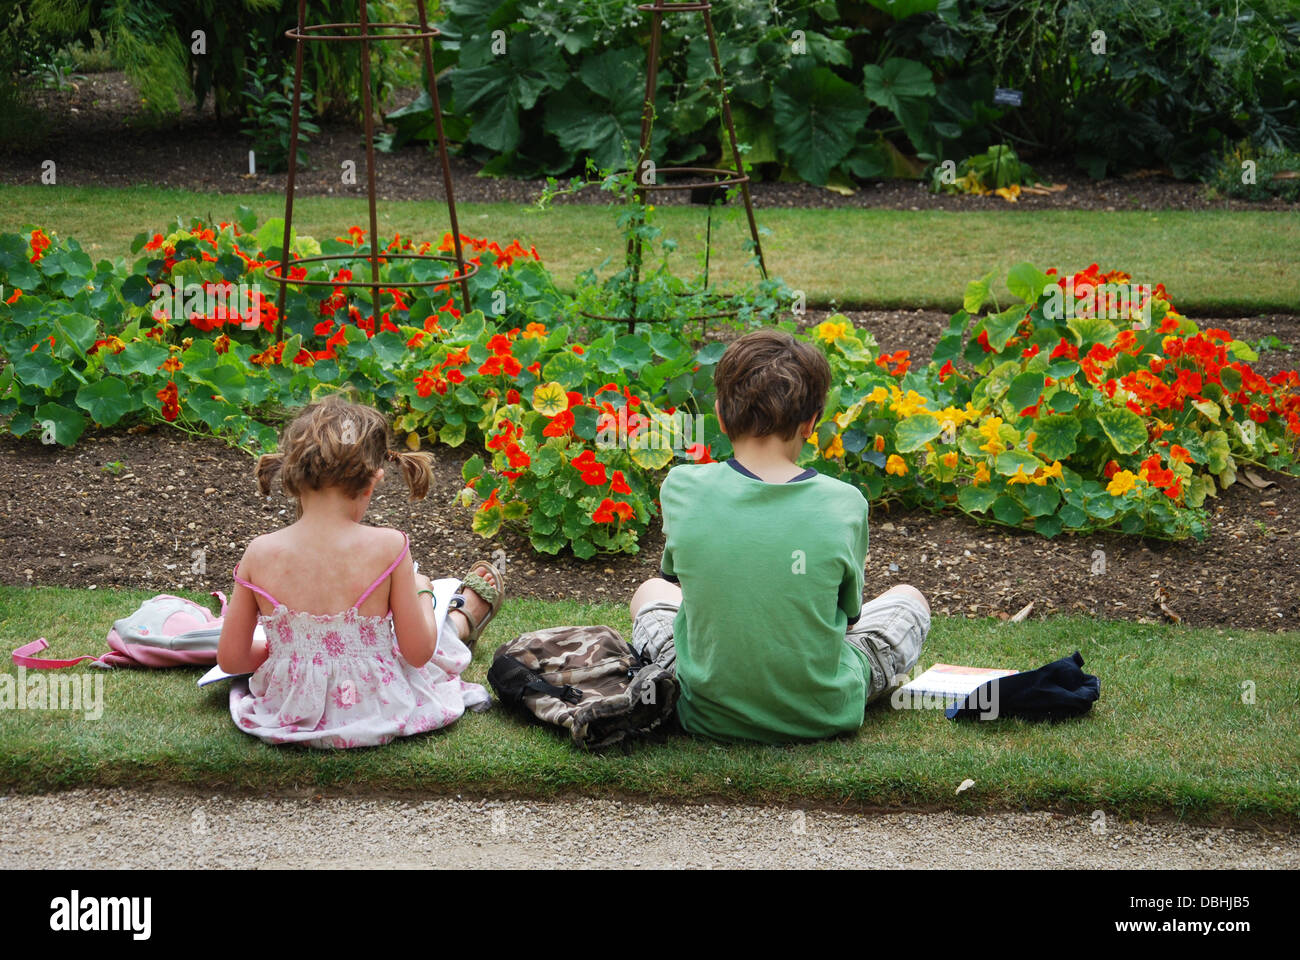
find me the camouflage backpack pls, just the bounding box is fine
[487,625,678,750]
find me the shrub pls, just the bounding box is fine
[1207,144,1300,203]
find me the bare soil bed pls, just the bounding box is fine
[3,305,1297,632]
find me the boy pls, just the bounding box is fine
[629,329,930,743]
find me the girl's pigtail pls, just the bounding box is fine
[388,449,435,501]
[255,451,285,497]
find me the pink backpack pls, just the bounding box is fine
[12,593,228,670]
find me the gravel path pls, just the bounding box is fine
[2,789,1294,869]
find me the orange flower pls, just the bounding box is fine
[592,498,634,524]
[156,381,180,422]
[542,408,574,437]
[572,449,607,486]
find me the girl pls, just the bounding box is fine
[217,396,504,749]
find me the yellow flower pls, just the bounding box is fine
[866,385,890,405]
[824,433,845,460]
[994,183,1021,202]
[1107,470,1138,497]
[1007,464,1034,485]
[935,405,970,427]
[941,452,958,468]
[815,320,851,344]
[973,462,991,485]
[886,454,907,477]
[1041,460,1064,481]
[977,416,1007,455]
[889,389,929,419]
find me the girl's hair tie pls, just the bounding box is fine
[385,449,400,463]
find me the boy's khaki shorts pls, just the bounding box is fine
[631,591,929,706]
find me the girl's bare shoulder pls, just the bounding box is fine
[363,525,410,559]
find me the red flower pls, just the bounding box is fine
[1021,344,1041,360]
[683,443,714,464]
[505,444,530,469]
[506,389,521,405]
[1049,338,1078,361]
[479,488,502,512]
[572,345,584,355]
[592,498,634,524]
[610,470,632,495]
[542,409,574,437]
[156,381,180,422]
[487,333,513,356]
[572,449,607,486]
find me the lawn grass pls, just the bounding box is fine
[1,584,1297,823]
[2,184,1298,314]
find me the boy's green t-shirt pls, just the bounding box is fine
[659,460,872,744]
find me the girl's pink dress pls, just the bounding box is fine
[228,533,490,749]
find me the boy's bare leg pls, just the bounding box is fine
[630,577,682,619]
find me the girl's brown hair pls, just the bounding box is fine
[255,395,434,507]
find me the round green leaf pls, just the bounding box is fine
[893,413,941,453]
[33,402,86,446]
[994,450,1041,475]
[1096,407,1147,455]
[1031,414,1082,461]
[1007,371,1045,413]
[75,378,136,426]
[958,484,997,513]
[992,495,1025,526]
[1020,482,1061,517]
[1034,514,1063,538]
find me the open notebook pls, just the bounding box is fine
[897,663,1019,704]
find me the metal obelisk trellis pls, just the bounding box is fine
[598,1,768,334]
[268,0,474,342]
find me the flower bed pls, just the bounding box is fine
[1,214,1297,553]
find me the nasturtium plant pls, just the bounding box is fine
[2,215,1297,551]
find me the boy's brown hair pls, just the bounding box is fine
[714,329,831,441]
[255,394,434,509]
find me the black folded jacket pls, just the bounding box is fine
[946,650,1100,721]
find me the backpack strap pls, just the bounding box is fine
[11,638,106,670]
[488,656,584,706]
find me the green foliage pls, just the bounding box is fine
[931,144,1039,196]
[1207,143,1300,202]
[4,214,1298,553]
[240,37,320,174]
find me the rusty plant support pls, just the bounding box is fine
[606,1,767,334]
[269,0,473,342]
